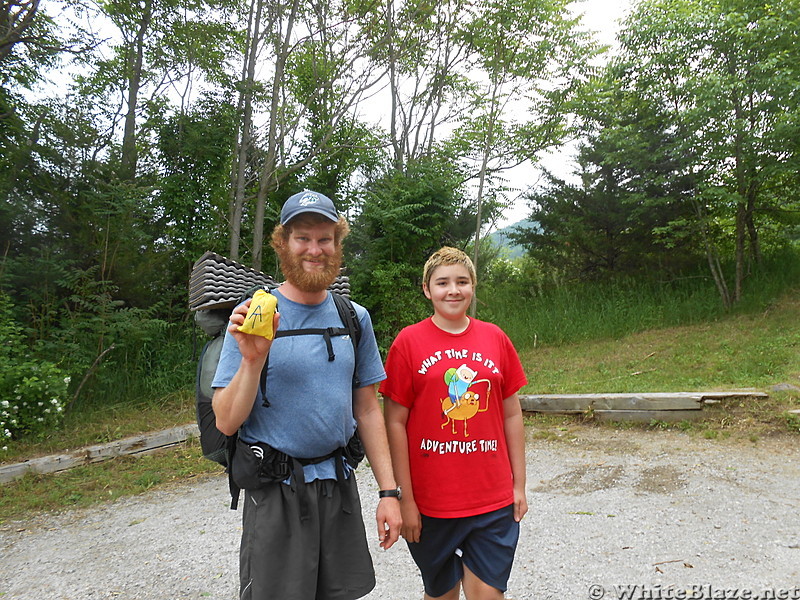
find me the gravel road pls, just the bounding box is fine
[1,426,798,600]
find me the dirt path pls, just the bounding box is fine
[1,427,798,599]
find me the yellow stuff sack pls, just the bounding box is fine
[237,289,278,339]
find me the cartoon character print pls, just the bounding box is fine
[441,364,491,438]
[446,364,477,406]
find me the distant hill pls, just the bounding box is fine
[486,220,539,259]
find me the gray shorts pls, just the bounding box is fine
[239,475,375,600]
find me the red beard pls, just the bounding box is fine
[277,246,342,293]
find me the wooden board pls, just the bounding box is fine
[520,394,702,412]
[0,424,200,485]
[519,390,766,414]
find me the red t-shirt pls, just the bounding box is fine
[380,317,527,518]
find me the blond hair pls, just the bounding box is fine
[423,246,477,288]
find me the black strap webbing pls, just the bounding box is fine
[258,292,359,407]
[274,327,350,361]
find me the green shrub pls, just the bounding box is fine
[0,293,70,447]
[29,266,194,409]
[1,362,70,443]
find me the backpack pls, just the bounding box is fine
[194,286,362,508]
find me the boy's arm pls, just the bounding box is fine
[503,392,528,522]
[353,384,402,550]
[383,397,423,543]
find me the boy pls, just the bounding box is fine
[381,246,528,600]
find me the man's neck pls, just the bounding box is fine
[278,281,329,306]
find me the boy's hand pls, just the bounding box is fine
[399,498,423,543]
[513,485,528,522]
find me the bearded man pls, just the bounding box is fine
[212,190,402,600]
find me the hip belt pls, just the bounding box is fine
[230,432,364,520]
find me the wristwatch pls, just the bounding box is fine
[378,487,402,500]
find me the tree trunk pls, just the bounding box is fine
[692,197,731,309]
[252,0,300,271]
[386,0,403,171]
[470,82,501,318]
[734,200,746,303]
[229,0,263,260]
[119,0,152,182]
[745,182,762,266]
[732,134,746,305]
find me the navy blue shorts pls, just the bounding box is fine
[407,504,520,597]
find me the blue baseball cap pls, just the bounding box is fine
[280,190,339,225]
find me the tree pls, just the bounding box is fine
[156,93,238,306]
[231,0,387,270]
[0,0,40,63]
[347,155,474,347]
[228,0,264,260]
[455,0,595,296]
[84,0,241,181]
[375,0,476,171]
[513,127,698,280]
[612,0,800,306]
[1,0,90,210]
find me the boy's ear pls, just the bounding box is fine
[422,283,432,300]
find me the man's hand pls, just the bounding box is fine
[228,299,279,362]
[376,497,402,550]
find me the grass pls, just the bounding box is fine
[1,389,198,462]
[0,437,221,519]
[1,284,799,523]
[520,292,800,394]
[0,390,223,522]
[487,248,800,349]
[516,289,800,441]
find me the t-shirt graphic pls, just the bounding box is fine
[443,363,489,437]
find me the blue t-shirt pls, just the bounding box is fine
[212,289,386,481]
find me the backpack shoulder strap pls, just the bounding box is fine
[331,292,361,387]
[331,292,361,346]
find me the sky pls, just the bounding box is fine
[495,0,634,228]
